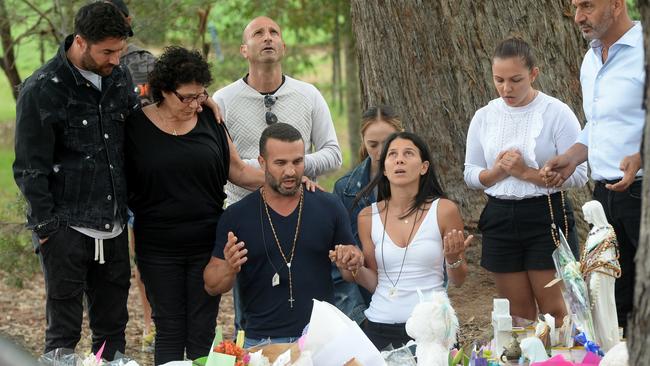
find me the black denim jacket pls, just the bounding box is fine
[13,35,139,238]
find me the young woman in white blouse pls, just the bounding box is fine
[333,132,472,350]
[464,37,588,327]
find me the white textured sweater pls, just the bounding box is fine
[213,76,342,204]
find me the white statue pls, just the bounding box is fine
[520,337,549,363]
[581,200,621,352]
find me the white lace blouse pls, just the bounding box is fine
[464,92,588,199]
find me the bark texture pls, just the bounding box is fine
[629,1,650,361]
[343,6,361,163]
[350,0,593,233]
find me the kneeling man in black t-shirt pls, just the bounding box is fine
[204,123,363,348]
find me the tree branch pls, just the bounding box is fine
[19,1,60,43]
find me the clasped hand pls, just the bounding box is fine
[329,244,364,272]
[496,149,527,179]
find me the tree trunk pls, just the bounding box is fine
[343,4,361,165]
[0,0,22,100]
[350,0,592,235]
[332,0,343,113]
[628,1,650,361]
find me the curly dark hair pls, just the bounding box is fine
[149,46,213,104]
[74,2,130,44]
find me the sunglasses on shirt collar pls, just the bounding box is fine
[264,94,278,125]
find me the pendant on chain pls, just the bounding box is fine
[272,273,280,287]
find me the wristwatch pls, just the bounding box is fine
[446,257,464,269]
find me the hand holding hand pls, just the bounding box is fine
[540,154,577,187]
[606,152,641,192]
[223,231,247,274]
[329,244,364,272]
[443,229,473,263]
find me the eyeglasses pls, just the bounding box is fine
[264,95,278,125]
[172,90,209,104]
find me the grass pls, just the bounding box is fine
[0,76,17,123]
[0,148,20,222]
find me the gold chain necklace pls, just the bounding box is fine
[546,187,568,248]
[261,186,304,308]
[155,104,178,136]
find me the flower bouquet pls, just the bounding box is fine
[551,231,596,342]
[213,340,250,366]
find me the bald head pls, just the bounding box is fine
[240,16,286,66]
[242,16,282,44]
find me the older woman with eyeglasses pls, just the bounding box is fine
[124,46,265,365]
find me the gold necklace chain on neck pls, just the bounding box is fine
[155,104,178,136]
[261,186,304,308]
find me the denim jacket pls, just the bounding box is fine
[333,157,376,246]
[13,35,139,238]
[332,157,376,323]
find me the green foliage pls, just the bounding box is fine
[0,227,36,288]
[0,76,15,122]
[204,0,338,87]
[0,194,36,289]
[0,149,36,289]
[628,0,640,20]
[0,148,19,213]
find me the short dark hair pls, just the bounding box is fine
[148,46,213,104]
[74,2,130,44]
[104,0,129,17]
[259,123,304,157]
[493,36,536,69]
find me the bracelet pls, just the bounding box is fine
[446,257,464,269]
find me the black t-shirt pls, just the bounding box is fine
[125,108,229,255]
[213,189,355,338]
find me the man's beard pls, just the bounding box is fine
[81,49,114,77]
[266,170,302,196]
[580,10,614,41]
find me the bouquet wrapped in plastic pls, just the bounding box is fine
[38,345,138,366]
[551,231,595,342]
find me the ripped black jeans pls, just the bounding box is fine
[37,227,130,360]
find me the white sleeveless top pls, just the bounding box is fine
[364,199,445,324]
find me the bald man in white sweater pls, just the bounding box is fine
[213,16,342,205]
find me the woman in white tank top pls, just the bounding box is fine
[331,132,472,350]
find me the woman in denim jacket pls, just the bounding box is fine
[332,106,403,323]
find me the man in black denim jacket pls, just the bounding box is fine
[13,3,137,359]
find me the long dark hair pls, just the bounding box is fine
[353,131,445,218]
